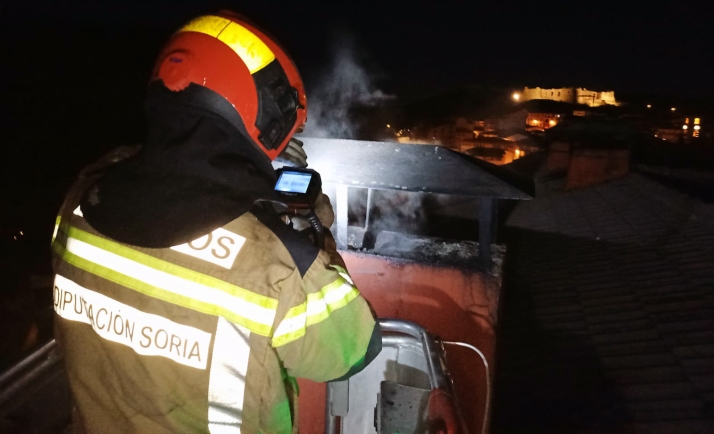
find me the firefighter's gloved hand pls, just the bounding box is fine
[288,193,333,230]
[271,138,307,169]
[314,193,334,229]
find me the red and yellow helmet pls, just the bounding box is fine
[151,11,307,161]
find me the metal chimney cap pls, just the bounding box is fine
[301,138,534,200]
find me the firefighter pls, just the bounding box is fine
[51,11,380,433]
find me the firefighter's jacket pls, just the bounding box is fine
[51,146,377,433]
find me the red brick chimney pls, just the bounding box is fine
[546,141,570,172]
[565,149,630,190]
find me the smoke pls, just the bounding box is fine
[342,188,482,251]
[302,33,394,139]
[365,191,425,235]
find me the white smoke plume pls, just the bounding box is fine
[302,33,394,139]
[364,191,425,235]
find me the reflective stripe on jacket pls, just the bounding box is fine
[51,152,376,433]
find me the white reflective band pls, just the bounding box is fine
[52,216,61,245]
[65,236,276,329]
[171,228,246,269]
[208,318,250,433]
[273,281,356,340]
[336,271,354,285]
[273,315,303,340]
[53,274,212,369]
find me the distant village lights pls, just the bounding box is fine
[678,117,702,139]
[647,104,652,108]
[671,107,677,111]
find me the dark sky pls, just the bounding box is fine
[4,0,712,100]
[0,0,711,253]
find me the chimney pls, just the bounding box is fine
[546,141,571,173]
[565,149,630,190]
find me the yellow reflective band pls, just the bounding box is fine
[330,265,348,275]
[180,15,230,37]
[54,226,278,336]
[329,264,354,285]
[271,277,361,347]
[218,22,276,74]
[179,15,276,74]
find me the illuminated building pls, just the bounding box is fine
[527,112,560,130]
[461,135,539,165]
[654,128,683,143]
[683,117,703,139]
[657,117,704,143]
[521,87,619,107]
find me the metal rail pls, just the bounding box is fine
[326,319,457,433]
[378,319,450,390]
[0,339,61,408]
[443,341,490,434]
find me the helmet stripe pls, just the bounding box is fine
[179,16,276,74]
[218,22,276,74]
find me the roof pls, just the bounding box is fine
[472,136,513,145]
[301,138,534,199]
[505,133,530,142]
[546,117,642,149]
[493,171,714,432]
[464,147,506,158]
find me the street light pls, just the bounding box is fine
[512,92,520,102]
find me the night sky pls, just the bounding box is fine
[4,0,712,100]
[2,1,710,232]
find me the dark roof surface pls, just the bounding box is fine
[493,172,714,433]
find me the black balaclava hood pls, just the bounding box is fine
[81,87,277,248]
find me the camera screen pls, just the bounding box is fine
[275,171,312,194]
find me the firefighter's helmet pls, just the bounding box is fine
[151,11,307,161]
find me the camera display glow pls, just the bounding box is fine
[275,172,312,194]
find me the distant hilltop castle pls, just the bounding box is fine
[522,87,619,107]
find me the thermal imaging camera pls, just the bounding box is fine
[272,167,325,248]
[273,167,322,210]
